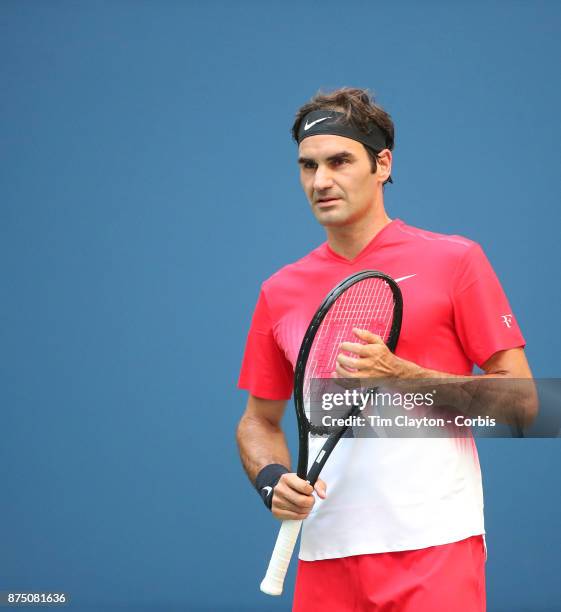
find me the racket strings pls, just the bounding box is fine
[303,278,396,421]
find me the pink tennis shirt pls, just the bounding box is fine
[239,219,525,560]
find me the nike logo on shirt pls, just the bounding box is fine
[394,274,416,283]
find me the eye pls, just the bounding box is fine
[302,161,317,170]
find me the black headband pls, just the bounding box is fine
[296,110,388,152]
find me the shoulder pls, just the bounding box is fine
[395,220,476,251]
[394,220,484,265]
[261,243,327,295]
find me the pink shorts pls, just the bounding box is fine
[293,535,486,611]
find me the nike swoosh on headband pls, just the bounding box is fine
[304,116,332,131]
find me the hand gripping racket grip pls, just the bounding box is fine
[260,519,303,596]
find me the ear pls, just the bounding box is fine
[375,149,392,183]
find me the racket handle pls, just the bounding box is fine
[260,519,302,596]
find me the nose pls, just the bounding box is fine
[313,164,334,192]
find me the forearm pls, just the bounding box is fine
[236,414,291,484]
[390,355,537,428]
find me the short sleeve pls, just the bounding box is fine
[238,288,294,400]
[452,244,526,368]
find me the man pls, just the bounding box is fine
[237,88,535,611]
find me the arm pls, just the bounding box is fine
[336,331,538,428]
[237,395,290,482]
[236,394,326,520]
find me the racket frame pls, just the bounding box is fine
[294,270,403,478]
[260,270,403,596]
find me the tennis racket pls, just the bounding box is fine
[260,270,403,596]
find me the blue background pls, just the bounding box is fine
[2,1,560,610]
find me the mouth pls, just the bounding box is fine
[315,197,341,208]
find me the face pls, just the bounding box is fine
[298,135,388,229]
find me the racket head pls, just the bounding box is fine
[294,271,403,478]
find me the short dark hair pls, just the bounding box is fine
[292,87,395,182]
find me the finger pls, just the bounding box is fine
[273,490,315,512]
[274,481,315,508]
[272,508,312,521]
[336,362,359,378]
[353,328,383,343]
[271,497,315,514]
[339,341,370,356]
[314,479,327,499]
[279,473,313,495]
[331,372,359,390]
[337,353,362,369]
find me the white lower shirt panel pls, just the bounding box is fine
[299,436,485,561]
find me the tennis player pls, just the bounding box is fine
[237,88,536,611]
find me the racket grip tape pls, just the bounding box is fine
[260,519,303,596]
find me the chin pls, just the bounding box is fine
[314,214,349,228]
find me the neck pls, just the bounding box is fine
[326,206,391,260]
